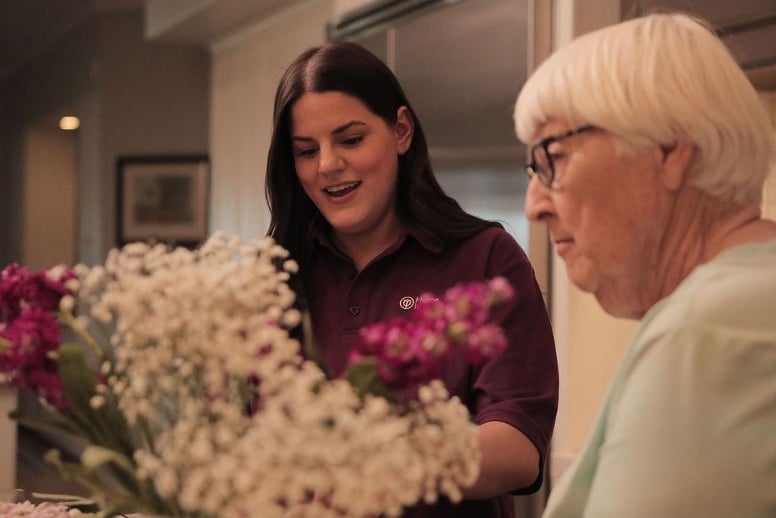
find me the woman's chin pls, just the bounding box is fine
[564,258,599,294]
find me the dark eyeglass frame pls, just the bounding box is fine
[525,125,597,187]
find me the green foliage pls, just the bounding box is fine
[344,358,394,402]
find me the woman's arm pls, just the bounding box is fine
[462,420,540,500]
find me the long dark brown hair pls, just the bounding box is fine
[265,40,499,272]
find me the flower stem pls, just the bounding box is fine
[58,310,104,360]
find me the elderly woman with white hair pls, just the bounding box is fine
[514,12,776,518]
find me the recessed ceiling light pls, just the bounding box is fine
[59,116,80,131]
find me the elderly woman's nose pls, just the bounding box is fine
[525,178,553,222]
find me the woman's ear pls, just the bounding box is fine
[660,139,695,191]
[395,106,414,155]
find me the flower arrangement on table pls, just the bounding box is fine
[0,233,513,518]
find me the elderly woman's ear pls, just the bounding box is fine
[659,140,695,192]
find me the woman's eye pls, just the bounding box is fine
[294,147,318,158]
[342,135,364,146]
[546,145,566,162]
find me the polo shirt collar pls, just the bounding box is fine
[310,220,444,258]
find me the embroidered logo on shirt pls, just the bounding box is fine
[399,295,440,310]
[399,296,415,310]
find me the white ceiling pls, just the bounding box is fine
[0,0,142,80]
[0,0,774,87]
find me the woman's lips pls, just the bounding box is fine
[553,238,573,256]
[324,181,361,198]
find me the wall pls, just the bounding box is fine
[760,91,776,220]
[0,385,16,492]
[0,7,209,267]
[1,15,98,268]
[95,10,210,263]
[209,0,333,238]
[0,80,15,266]
[23,128,78,270]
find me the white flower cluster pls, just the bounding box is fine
[0,501,84,517]
[70,233,481,518]
[74,232,302,428]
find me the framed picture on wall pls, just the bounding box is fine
[116,155,210,248]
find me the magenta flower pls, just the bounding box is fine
[19,365,68,410]
[0,263,75,409]
[346,277,513,400]
[462,324,508,364]
[2,307,61,362]
[0,263,75,321]
[0,307,67,409]
[487,275,514,303]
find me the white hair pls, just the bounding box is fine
[514,13,775,205]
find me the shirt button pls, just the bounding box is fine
[348,305,360,316]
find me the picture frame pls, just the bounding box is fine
[116,154,210,248]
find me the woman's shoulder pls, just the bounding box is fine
[644,240,776,338]
[460,225,528,257]
[457,223,510,243]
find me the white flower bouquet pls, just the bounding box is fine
[0,233,513,517]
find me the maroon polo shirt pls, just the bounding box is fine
[303,225,558,518]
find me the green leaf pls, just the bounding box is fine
[29,492,96,507]
[11,407,83,440]
[57,344,134,454]
[45,449,175,518]
[344,358,394,401]
[81,445,135,474]
[301,310,330,378]
[45,450,121,510]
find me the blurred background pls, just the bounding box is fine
[0,0,774,514]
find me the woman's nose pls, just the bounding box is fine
[524,177,555,222]
[318,144,343,174]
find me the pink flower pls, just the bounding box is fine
[346,277,514,400]
[0,263,75,410]
[412,296,445,326]
[0,307,67,409]
[20,368,68,410]
[463,324,507,364]
[0,264,75,321]
[488,276,514,303]
[2,308,60,360]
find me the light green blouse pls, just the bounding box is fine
[544,239,776,518]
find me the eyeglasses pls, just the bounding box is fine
[525,125,597,187]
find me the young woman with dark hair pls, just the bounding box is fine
[267,41,497,271]
[265,40,558,518]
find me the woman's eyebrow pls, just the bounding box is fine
[332,120,367,135]
[292,120,367,142]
